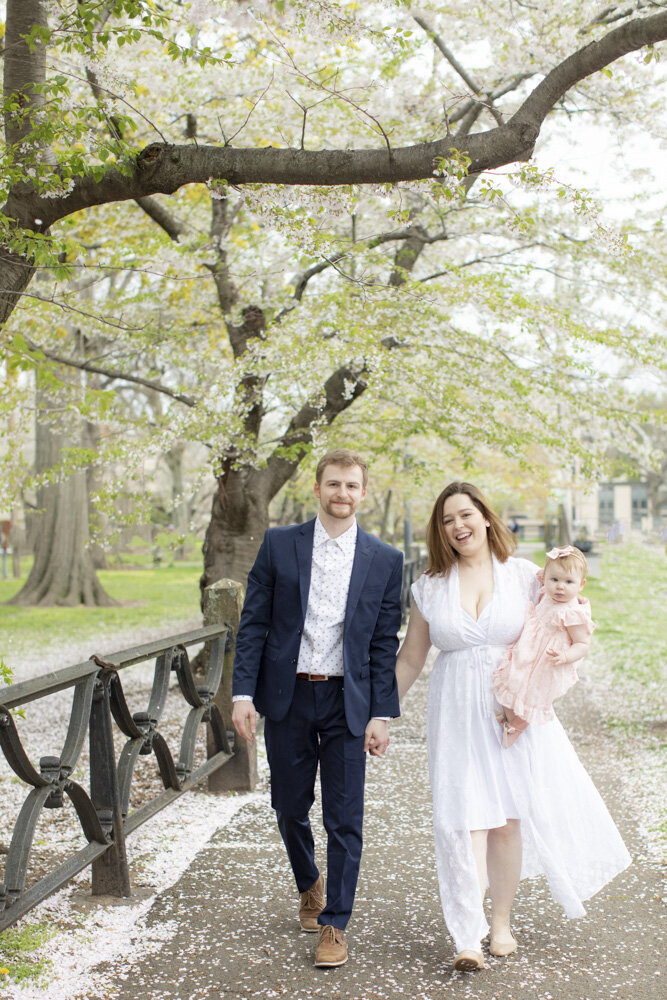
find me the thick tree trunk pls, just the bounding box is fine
[8,397,116,607]
[0,254,37,328]
[1,1,49,325]
[200,466,274,593]
[4,0,48,149]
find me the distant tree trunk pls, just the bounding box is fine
[163,442,189,559]
[645,469,665,527]
[9,518,21,578]
[84,417,109,570]
[379,488,393,540]
[8,390,116,607]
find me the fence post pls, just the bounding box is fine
[203,578,257,793]
[90,674,132,897]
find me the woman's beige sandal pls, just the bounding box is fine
[489,933,518,957]
[453,949,485,971]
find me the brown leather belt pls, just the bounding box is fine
[297,673,339,682]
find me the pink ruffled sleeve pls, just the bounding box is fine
[559,597,595,634]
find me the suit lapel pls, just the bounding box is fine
[345,528,375,621]
[295,519,316,620]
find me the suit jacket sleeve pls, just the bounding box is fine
[369,549,403,718]
[232,531,274,699]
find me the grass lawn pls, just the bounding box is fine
[587,544,666,853]
[585,544,665,689]
[0,562,204,674]
[583,543,666,749]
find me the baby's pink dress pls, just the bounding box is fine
[492,591,595,724]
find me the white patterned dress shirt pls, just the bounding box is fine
[296,516,357,677]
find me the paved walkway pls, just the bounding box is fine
[84,658,663,1000]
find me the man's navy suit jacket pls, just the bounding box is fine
[232,518,403,737]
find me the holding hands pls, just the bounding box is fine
[364,718,390,757]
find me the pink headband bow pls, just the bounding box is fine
[546,545,577,559]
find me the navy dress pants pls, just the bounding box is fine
[264,676,366,930]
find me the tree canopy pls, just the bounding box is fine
[1,0,666,599]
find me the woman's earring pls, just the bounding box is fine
[485,522,490,527]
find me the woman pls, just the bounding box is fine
[395,482,630,971]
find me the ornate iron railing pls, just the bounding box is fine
[401,549,428,622]
[0,623,234,933]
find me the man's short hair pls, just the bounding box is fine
[315,449,369,488]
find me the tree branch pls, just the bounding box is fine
[263,209,448,493]
[419,242,541,282]
[132,195,186,240]
[512,10,667,129]
[413,15,482,93]
[291,226,448,299]
[448,73,534,126]
[22,338,197,406]
[2,10,665,329]
[581,1,662,32]
[414,15,531,130]
[84,59,186,242]
[263,362,368,496]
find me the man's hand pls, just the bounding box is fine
[364,719,389,758]
[232,700,257,743]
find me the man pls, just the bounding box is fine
[232,449,403,968]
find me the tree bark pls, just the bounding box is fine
[200,466,272,593]
[3,0,48,149]
[1,0,50,325]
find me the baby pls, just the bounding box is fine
[493,545,595,747]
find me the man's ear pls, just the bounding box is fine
[314,480,321,500]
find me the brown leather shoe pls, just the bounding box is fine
[315,925,348,967]
[298,874,325,932]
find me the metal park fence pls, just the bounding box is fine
[401,547,428,623]
[0,579,253,934]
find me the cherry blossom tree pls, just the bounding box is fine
[1,0,666,602]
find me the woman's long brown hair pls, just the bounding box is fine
[425,481,516,576]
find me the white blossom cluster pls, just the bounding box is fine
[239,185,358,257]
[82,54,134,101]
[188,0,222,27]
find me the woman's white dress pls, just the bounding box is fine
[411,556,631,953]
